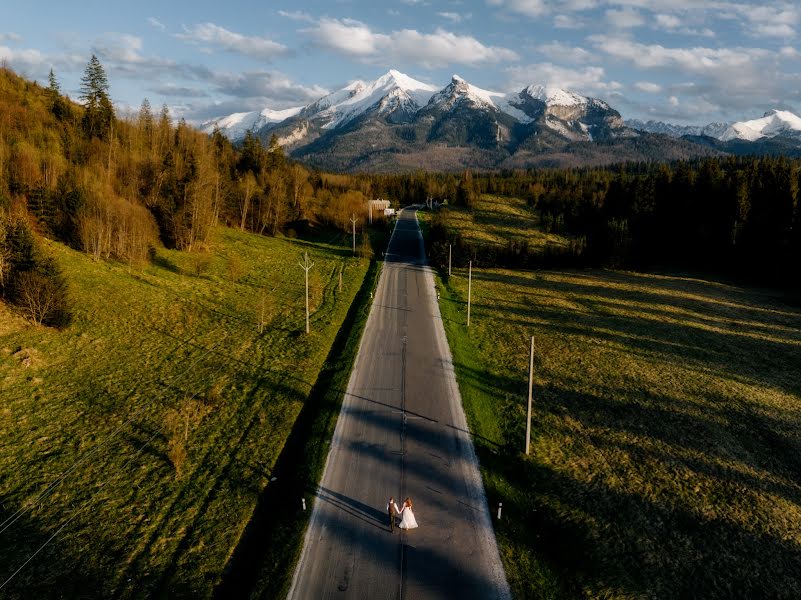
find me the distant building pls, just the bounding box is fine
[370,199,391,211]
[384,208,396,217]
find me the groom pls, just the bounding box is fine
[387,496,400,532]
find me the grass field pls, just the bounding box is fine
[441,194,568,251]
[0,226,374,598]
[423,198,801,599]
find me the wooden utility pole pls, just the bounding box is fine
[525,335,534,454]
[298,252,314,334]
[350,214,358,255]
[448,243,452,277]
[467,260,472,327]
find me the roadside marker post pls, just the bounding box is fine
[302,498,306,511]
[497,502,502,519]
[467,260,472,327]
[525,335,534,455]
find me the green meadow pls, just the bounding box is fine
[0,226,374,598]
[426,201,801,599]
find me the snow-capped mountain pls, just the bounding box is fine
[201,106,302,139]
[206,70,623,144]
[298,70,440,130]
[719,109,801,142]
[625,119,730,139]
[627,110,801,143]
[202,69,726,171]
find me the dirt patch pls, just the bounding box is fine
[12,347,41,369]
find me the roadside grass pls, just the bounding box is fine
[441,194,569,251]
[0,225,372,598]
[434,266,801,599]
[215,229,387,600]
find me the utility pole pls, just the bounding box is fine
[338,268,343,293]
[448,243,452,277]
[298,251,314,334]
[525,335,534,455]
[350,213,358,255]
[467,260,472,327]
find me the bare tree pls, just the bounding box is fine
[14,271,63,326]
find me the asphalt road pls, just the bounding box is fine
[287,208,510,600]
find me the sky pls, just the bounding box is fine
[2,0,800,125]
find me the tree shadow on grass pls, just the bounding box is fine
[442,267,801,598]
[0,510,117,600]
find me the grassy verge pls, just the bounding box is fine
[434,266,801,599]
[214,230,387,599]
[0,226,374,598]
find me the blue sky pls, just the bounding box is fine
[2,1,800,125]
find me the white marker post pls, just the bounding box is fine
[497,502,502,519]
[525,335,534,455]
[302,498,306,511]
[467,260,472,327]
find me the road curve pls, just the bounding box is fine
[287,208,510,600]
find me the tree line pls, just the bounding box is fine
[421,159,801,286]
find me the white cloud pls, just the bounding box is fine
[634,81,662,92]
[655,13,681,29]
[0,32,23,43]
[668,95,679,106]
[278,10,315,23]
[505,62,620,96]
[147,18,166,31]
[536,42,593,63]
[176,23,289,60]
[606,8,645,28]
[437,12,471,23]
[303,18,518,68]
[553,14,584,28]
[590,34,801,114]
[0,44,85,81]
[753,23,795,37]
[93,33,145,63]
[209,70,328,103]
[589,35,770,72]
[487,0,548,18]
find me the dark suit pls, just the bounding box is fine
[387,501,399,531]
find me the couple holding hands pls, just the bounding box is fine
[387,497,417,532]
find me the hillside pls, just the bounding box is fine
[0,225,377,598]
[0,62,389,598]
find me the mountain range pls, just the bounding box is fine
[202,70,801,171]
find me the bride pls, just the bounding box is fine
[398,497,418,529]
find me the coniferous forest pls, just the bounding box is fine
[423,161,801,287]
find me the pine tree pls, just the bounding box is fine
[47,68,67,120]
[266,133,285,170]
[80,54,114,139]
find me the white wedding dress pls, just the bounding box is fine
[398,505,418,529]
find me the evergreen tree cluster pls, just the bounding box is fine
[423,159,801,285]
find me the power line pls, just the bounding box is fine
[0,428,163,592]
[0,331,231,539]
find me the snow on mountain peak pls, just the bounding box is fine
[200,105,303,138]
[524,84,587,107]
[720,109,801,142]
[310,70,438,129]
